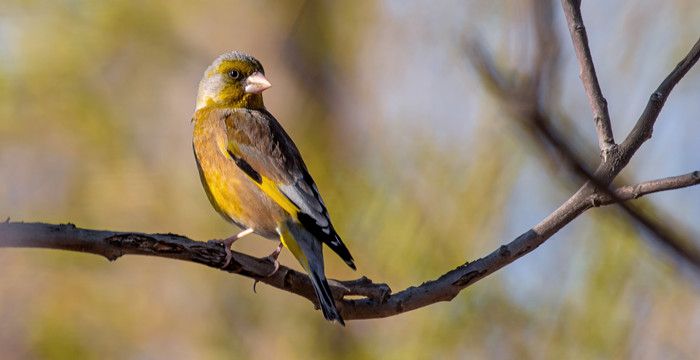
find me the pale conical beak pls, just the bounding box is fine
[244,72,271,94]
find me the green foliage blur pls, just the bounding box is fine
[1,0,700,359]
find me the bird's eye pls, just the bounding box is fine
[228,70,241,80]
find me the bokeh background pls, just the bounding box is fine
[2,0,700,358]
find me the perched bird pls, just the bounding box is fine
[192,51,355,325]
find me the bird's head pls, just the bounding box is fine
[196,51,271,111]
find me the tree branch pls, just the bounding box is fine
[599,171,700,205]
[467,12,700,272]
[561,0,616,156]
[0,222,392,310]
[3,162,698,320]
[616,37,700,173]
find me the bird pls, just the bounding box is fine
[191,51,355,325]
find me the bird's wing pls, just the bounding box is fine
[215,108,355,269]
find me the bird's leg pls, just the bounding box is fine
[265,241,284,276]
[253,242,284,293]
[221,228,254,268]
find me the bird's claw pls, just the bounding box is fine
[253,242,284,293]
[265,254,281,276]
[219,237,237,269]
[222,246,233,269]
[218,228,255,269]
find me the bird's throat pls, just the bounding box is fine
[225,94,265,110]
[197,92,265,111]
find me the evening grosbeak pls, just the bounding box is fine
[192,51,355,325]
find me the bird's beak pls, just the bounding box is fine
[244,72,271,94]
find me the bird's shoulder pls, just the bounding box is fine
[219,109,332,224]
[199,107,304,184]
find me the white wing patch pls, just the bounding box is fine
[278,182,331,233]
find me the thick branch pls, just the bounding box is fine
[561,0,616,155]
[3,164,697,320]
[0,222,391,311]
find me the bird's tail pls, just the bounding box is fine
[278,219,345,326]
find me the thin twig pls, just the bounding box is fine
[533,111,700,270]
[616,37,700,173]
[467,15,700,272]
[560,0,616,157]
[599,171,700,204]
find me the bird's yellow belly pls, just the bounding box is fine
[194,148,282,239]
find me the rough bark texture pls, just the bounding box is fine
[561,0,616,157]
[2,163,697,320]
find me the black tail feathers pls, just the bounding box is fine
[309,269,345,326]
[296,213,356,271]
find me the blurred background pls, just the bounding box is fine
[1,0,700,358]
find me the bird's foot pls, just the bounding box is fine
[219,236,236,269]
[253,242,284,293]
[264,242,284,276]
[219,228,254,269]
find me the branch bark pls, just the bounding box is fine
[0,222,392,311]
[2,165,698,319]
[603,172,700,203]
[467,17,700,272]
[616,38,700,175]
[561,0,616,156]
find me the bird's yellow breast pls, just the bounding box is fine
[192,108,281,239]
